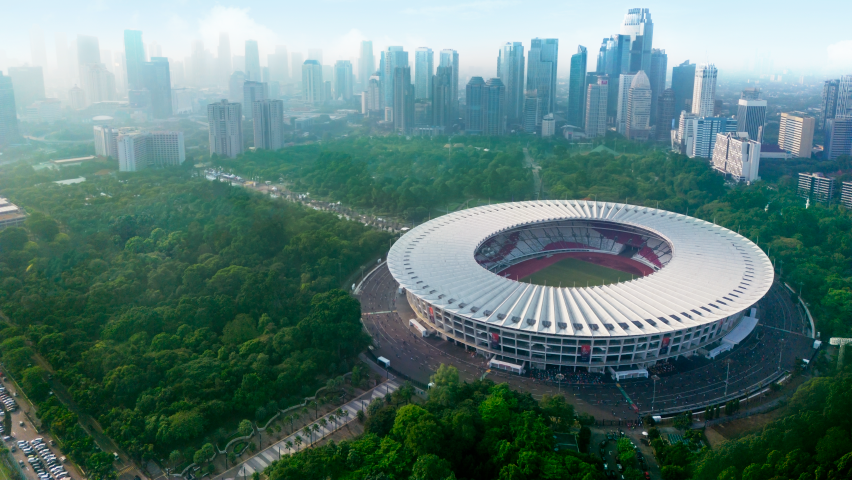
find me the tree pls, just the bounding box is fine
[238,419,254,438]
[578,426,592,453]
[168,450,182,473]
[294,435,303,451]
[193,443,215,465]
[411,454,456,480]
[429,364,460,405]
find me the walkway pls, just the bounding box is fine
[216,379,401,480]
[523,147,542,199]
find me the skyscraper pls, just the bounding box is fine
[522,90,540,133]
[218,33,232,86]
[333,60,353,100]
[616,73,637,135]
[585,76,608,138]
[80,63,115,105]
[302,60,323,104]
[392,66,414,133]
[648,49,666,124]
[778,112,815,158]
[439,49,459,121]
[414,48,433,100]
[245,40,261,81]
[208,100,243,158]
[362,75,382,115]
[625,71,652,141]
[253,99,284,150]
[93,125,119,157]
[567,46,587,128]
[465,77,485,134]
[826,117,852,161]
[482,78,506,136]
[359,41,375,86]
[290,53,303,82]
[526,38,558,126]
[619,8,654,72]
[383,47,408,109]
[820,79,840,131]
[77,35,101,66]
[7,66,45,112]
[497,42,525,127]
[655,88,676,142]
[837,75,852,118]
[0,72,18,146]
[143,58,172,119]
[124,30,145,90]
[229,71,246,103]
[736,92,767,142]
[692,64,717,118]
[268,46,288,84]
[117,131,185,172]
[243,81,268,115]
[712,132,761,183]
[432,66,453,130]
[671,61,695,114]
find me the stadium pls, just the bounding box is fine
[387,200,774,379]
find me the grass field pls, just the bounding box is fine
[521,257,627,287]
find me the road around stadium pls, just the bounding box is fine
[358,262,815,422]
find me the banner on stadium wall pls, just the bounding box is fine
[490,333,500,349]
[429,306,435,322]
[580,345,591,362]
[659,337,671,355]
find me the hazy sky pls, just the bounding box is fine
[2,0,850,78]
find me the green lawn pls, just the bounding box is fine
[521,257,627,287]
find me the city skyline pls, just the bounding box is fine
[2,1,850,80]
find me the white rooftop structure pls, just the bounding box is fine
[388,200,773,370]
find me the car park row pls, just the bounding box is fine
[17,437,69,480]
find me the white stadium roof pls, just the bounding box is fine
[388,200,773,338]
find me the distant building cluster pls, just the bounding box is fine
[0,197,27,229]
[93,124,184,172]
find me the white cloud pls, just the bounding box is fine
[827,40,852,65]
[197,6,279,56]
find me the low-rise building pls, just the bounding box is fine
[798,172,834,205]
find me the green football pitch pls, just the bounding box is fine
[521,257,628,287]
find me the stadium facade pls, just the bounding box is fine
[387,201,773,374]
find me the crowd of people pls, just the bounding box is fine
[528,368,604,385]
[647,362,676,375]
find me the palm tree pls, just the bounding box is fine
[318,417,328,434]
[311,423,321,443]
[303,426,313,446]
[328,412,337,431]
[311,400,320,419]
[285,440,293,456]
[294,435,303,451]
[302,406,309,421]
[290,412,299,433]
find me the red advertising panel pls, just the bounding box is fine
[490,333,500,349]
[660,337,671,354]
[580,345,591,362]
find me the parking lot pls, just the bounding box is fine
[591,428,658,480]
[0,375,79,480]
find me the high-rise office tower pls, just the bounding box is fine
[252,99,284,150]
[229,71,246,103]
[77,35,100,88]
[671,60,695,115]
[778,112,815,159]
[0,72,18,146]
[290,53,303,82]
[585,76,608,138]
[567,46,587,128]
[392,66,414,133]
[143,58,172,119]
[838,75,852,118]
[482,78,506,136]
[522,90,540,132]
[497,42,525,127]
[414,48,433,101]
[7,66,45,112]
[245,40,261,81]
[208,100,243,158]
[712,132,761,183]
[333,60,353,100]
[439,49,459,121]
[308,49,323,64]
[655,88,675,142]
[826,117,852,161]
[243,81,268,115]
[268,46,288,84]
[432,66,453,130]
[359,41,375,86]
[54,33,70,90]
[620,8,654,73]
[820,79,840,131]
[302,60,323,104]
[648,49,666,124]
[68,86,85,109]
[676,114,736,158]
[218,33,232,85]
[526,38,558,126]
[692,64,717,117]
[736,92,767,142]
[124,30,145,90]
[625,71,652,141]
[383,47,408,109]
[616,73,637,134]
[117,131,185,172]
[80,63,115,105]
[29,26,47,68]
[465,77,485,134]
[93,125,119,157]
[189,41,211,87]
[362,75,382,115]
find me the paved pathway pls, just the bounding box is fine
[217,379,400,480]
